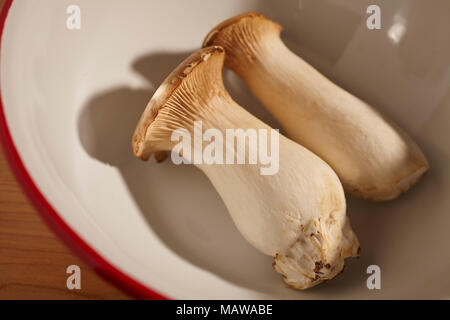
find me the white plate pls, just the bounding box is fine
[1,0,450,299]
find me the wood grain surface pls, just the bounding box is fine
[0,0,130,299]
[0,148,131,300]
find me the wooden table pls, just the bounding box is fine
[0,146,131,299]
[0,0,129,300]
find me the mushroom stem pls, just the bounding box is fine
[132,47,360,289]
[203,13,429,201]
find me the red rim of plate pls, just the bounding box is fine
[0,0,169,300]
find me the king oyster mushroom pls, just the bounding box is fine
[132,46,360,289]
[203,12,429,202]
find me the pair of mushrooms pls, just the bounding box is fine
[132,13,429,289]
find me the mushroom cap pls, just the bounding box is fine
[132,46,225,160]
[202,12,281,48]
